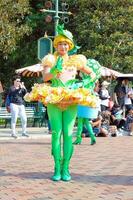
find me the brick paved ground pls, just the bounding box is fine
[0,128,133,200]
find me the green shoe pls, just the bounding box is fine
[61,169,71,181]
[73,137,82,145]
[61,160,71,181]
[90,137,96,145]
[52,173,61,181]
[52,161,61,181]
[52,169,61,181]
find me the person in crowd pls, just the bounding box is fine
[100,110,111,136]
[123,108,133,136]
[99,81,110,111]
[25,24,99,181]
[6,75,28,138]
[101,109,121,137]
[110,104,126,129]
[114,79,126,109]
[90,81,103,136]
[123,79,133,115]
[86,111,111,137]
[94,81,101,112]
[91,115,109,137]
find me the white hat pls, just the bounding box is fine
[102,81,110,86]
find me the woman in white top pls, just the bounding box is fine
[99,81,110,111]
[123,79,133,114]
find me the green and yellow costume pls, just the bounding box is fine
[25,25,100,182]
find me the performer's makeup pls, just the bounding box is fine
[57,42,69,56]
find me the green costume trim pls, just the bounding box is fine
[51,77,79,88]
[50,55,81,88]
[57,24,74,43]
[50,57,101,90]
[50,56,63,77]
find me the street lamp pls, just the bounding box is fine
[38,1,72,60]
[54,0,60,35]
[40,0,72,36]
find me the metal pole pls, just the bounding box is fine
[54,0,60,36]
[40,1,71,36]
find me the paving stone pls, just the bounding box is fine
[0,128,133,200]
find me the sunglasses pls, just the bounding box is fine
[16,80,21,82]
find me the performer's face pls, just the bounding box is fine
[57,41,69,56]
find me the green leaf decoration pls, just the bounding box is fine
[50,56,63,76]
[56,24,64,35]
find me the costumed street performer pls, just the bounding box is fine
[24,24,101,182]
[73,59,101,145]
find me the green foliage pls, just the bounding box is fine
[0,0,132,92]
[0,0,32,55]
[67,0,133,73]
[0,0,53,90]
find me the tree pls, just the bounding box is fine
[67,0,133,73]
[0,0,53,89]
[0,0,132,90]
[0,0,32,56]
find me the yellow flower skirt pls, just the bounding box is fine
[24,83,97,110]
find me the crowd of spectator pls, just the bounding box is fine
[82,78,133,137]
[1,76,132,139]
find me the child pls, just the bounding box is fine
[124,108,133,136]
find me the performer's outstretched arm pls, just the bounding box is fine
[81,66,96,79]
[42,66,53,82]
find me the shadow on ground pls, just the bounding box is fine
[0,170,132,186]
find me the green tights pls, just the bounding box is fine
[47,104,77,181]
[73,117,96,145]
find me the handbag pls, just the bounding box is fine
[5,95,11,113]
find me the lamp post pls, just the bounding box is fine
[38,1,71,60]
[40,0,71,36]
[54,0,59,36]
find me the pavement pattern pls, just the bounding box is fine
[0,127,133,200]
